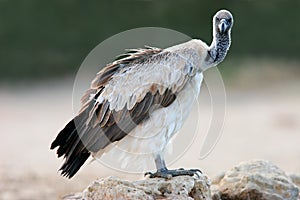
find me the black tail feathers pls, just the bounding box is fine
[50,117,90,178]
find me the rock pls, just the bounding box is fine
[289,173,300,198]
[289,174,300,189]
[62,160,300,200]
[63,175,211,200]
[211,160,299,200]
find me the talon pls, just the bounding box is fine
[144,172,153,177]
[190,169,202,173]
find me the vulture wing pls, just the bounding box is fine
[50,46,196,178]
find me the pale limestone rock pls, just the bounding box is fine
[289,174,300,199]
[211,160,299,200]
[63,175,211,200]
[62,160,300,200]
[289,174,300,189]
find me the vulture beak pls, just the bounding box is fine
[218,19,228,34]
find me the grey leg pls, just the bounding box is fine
[154,153,167,171]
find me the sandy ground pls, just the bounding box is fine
[0,66,300,199]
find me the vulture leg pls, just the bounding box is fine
[144,153,202,179]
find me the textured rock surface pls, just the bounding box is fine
[211,160,299,200]
[62,160,300,200]
[289,174,300,199]
[64,175,211,200]
[289,174,300,189]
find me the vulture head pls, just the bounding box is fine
[213,9,234,35]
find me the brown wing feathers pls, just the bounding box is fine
[88,89,177,152]
[50,46,180,178]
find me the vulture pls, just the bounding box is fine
[50,9,233,178]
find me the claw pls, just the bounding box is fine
[189,169,202,178]
[144,171,152,177]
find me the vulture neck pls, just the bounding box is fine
[208,30,231,67]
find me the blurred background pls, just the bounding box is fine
[0,0,299,199]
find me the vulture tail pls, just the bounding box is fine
[50,115,90,179]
